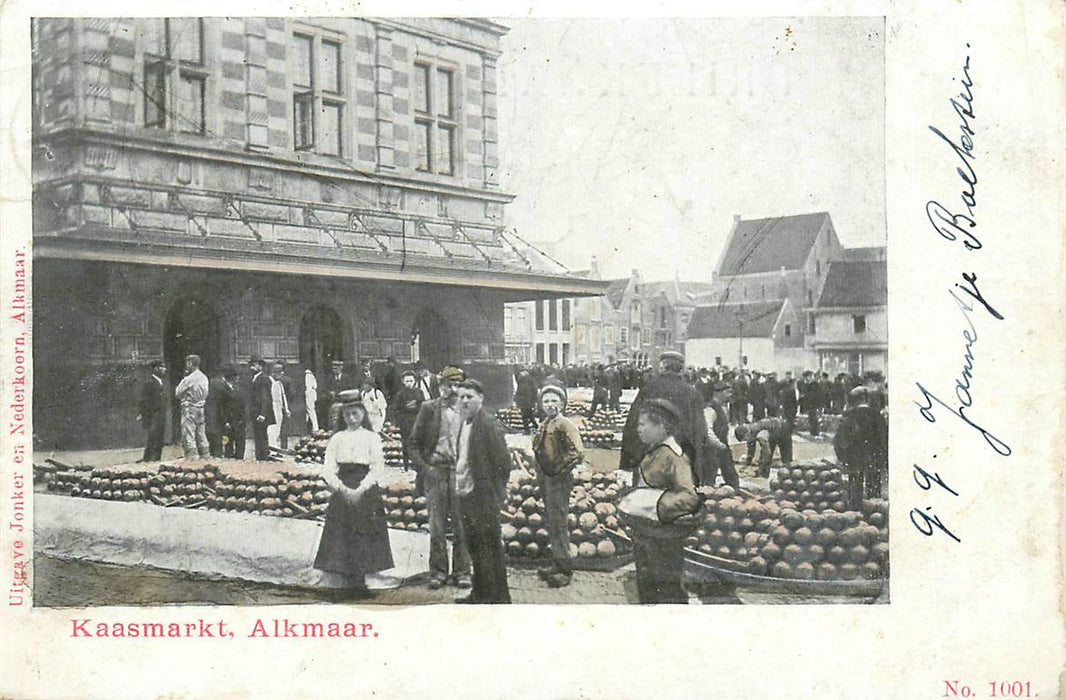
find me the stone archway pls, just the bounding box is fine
[412,307,451,374]
[299,304,345,380]
[163,297,221,440]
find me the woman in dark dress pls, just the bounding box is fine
[314,390,394,598]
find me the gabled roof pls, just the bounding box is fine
[817,260,887,308]
[642,279,715,306]
[687,300,787,339]
[841,246,886,262]
[717,212,832,276]
[605,278,631,308]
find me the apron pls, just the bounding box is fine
[313,463,394,577]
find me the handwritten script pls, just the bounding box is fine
[912,46,1010,545]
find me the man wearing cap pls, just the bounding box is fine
[407,365,472,590]
[620,350,708,487]
[249,357,275,461]
[735,415,793,478]
[454,378,514,604]
[531,381,584,588]
[834,387,889,508]
[136,360,167,462]
[388,371,424,470]
[174,354,211,459]
[704,382,740,488]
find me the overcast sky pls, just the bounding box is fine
[496,17,886,281]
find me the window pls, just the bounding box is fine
[561,300,571,331]
[809,315,817,335]
[631,301,640,324]
[549,343,559,365]
[784,324,792,337]
[535,300,544,331]
[562,343,570,366]
[761,284,766,299]
[816,260,821,277]
[853,315,867,333]
[515,309,527,339]
[741,355,748,366]
[715,356,722,366]
[548,300,558,331]
[660,307,668,329]
[604,325,614,345]
[414,62,459,175]
[504,307,513,336]
[590,326,601,352]
[292,32,345,155]
[808,290,813,306]
[535,343,545,364]
[142,19,207,134]
[619,325,628,345]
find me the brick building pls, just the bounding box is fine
[31,17,605,449]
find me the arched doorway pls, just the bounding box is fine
[299,305,344,380]
[164,298,222,379]
[412,307,451,373]
[164,298,222,441]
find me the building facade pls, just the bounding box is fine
[709,212,843,351]
[684,299,804,373]
[810,258,888,375]
[32,17,605,449]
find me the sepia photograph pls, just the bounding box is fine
[3,3,1063,699]
[29,15,888,607]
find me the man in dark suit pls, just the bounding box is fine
[137,360,167,462]
[249,357,275,461]
[454,378,514,604]
[205,368,226,458]
[620,351,708,486]
[218,365,245,459]
[318,360,353,431]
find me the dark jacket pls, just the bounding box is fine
[218,378,244,429]
[138,375,166,427]
[407,398,446,472]
[251,371,275,426]
[205,376,225,432]
[833,405,888,471]
[620,371,708,483]
[460,409,513,509]
[388,386,424,433]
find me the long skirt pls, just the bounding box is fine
[314,463,394,578]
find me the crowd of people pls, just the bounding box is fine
[137,350,888,605]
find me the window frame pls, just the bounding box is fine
[413,59,461,176]
[142,18,209,135]
[290,28,346,156]
[852,314,867,334]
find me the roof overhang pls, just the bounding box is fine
[34,235,611,299]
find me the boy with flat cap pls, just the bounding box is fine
[531,381,584,588]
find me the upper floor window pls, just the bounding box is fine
[852,315,867,333]
[535,300,544,331]
[784,324,792,337]
[548,299,559,331]
[561,299,571,331]
[143,19,207,134]
[293,32,344,156]
[660,307,668,329]
[414,62,458,175]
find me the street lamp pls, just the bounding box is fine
[735,309,745,368]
